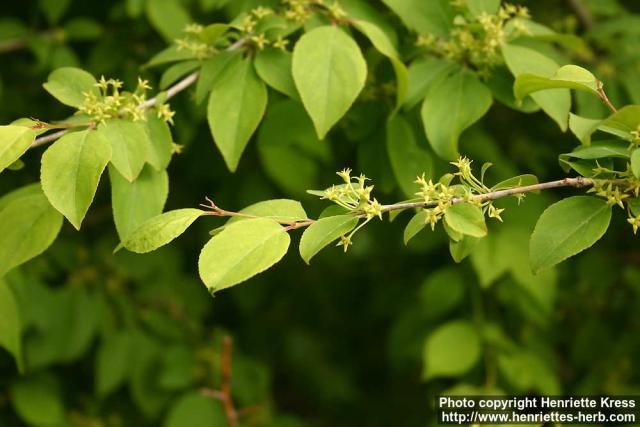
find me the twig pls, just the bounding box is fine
[566,0,595,30]
[596,81,618,113]
[29,37,248,149]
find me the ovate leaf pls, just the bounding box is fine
[514,64,599,101]
[95,330,132,397]
[98,119,150,182]
[198,218,290,293]
[145,0,191,42]
[145,112,173,170]
[207,57,267,172]
[404,210,427,244]
[121,209,204,253]
[423,320,481,380]
[42,67,98,108]
[599,105,640,140]
[569,113,600,145]
[195,51,240,104]
[11,374,65,425]
[444,203,487,238]
[530,196,611,273]
[292,26,367,139]
[41,129,112,229]
[299,215,359,264]
[0,125,36,173]
[421,68,492,160]
[254,48,299,100]
[382,0,454,37]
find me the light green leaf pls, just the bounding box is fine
[159,60,199,90]
[145,45,195,68]
[386,115,433,197]
[560,140,630,160]
[41,130,111,229]
[632,149,640,178]
[382,0,454,37]
[145,112,173,170]
[404,58,455,110]
[254,48,300,100]
[195,51,240,104]
[122,209,204,253]
[514,65,599,101]
[98,119,150,182]
[0,187,63,277]
[421,68,492,160]
[530,196,612,273]
[165,392,226,427]
[227,199,308,225]
[599,105,640,140]
[11,374,65,425]
[0,280,22,371]
[42,67,98,108]
[299,215,358,264]
[96,330,132,397]
[0,125,36,173]
[445,203,487,238]
[466,0,500,16]
[569,113,601,145]
[145,0,191,42]
[353,20,408,109]
[423,320,481,380]
[208,56,267,172]
[404,210,427,244]
[491,174,539,191]
[110,165,168,240]
[502,44,570,131]
[198,218,290,293]
[292,26,367,139]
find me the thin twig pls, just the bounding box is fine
[566,0,595,30]
[597,81,618,113]
[201,336,241,427]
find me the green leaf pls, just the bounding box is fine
[444,203,487,238]
[42,67,98,108]
[122,209,204,253]
[405,58,455,110]
[0,125,36,173]
[502,44,570,131]
[292,26,367,139]
[466,0,500,16]
[386,115,433,197]
[299,215,359,264]
[227,199,308,225]
[254,48,300,101]
[491,174,539,191]
[160,60,199,90]
[0,187,63,277]
[0,280,22,371]
[569,113,601,145]
[98,119,150,182]
[404,210,427,244]
[196,51,240,104]
[96,329,132,397]
[145,112,174,170]
[530,196,612,273]
[145,45,195,68]
[599,105,640,140]
[208,56,267,172]
[11,374,65,425]
[41,130,111,229]
[382,0,454,37]
[421,68,492,160]
[419,268,465,319]
[632,149,640,178]
[422,320,481,380]
[145,0,191,42]
[198,218,290,293]
[514,65,599,101]
[352,20,408,109]
[165,392,226,427]
[487,67,540,113]
[560,140,630,160]
[110,165,168,240]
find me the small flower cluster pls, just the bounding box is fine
[78,77,174,124]
[417,2,530,77]
[588,162,640,234]
[283,0,346,24]
[175,24,217,60]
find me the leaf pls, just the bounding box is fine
[502,44,570,131]
[421,68,492,160]
[41,130,111,229]
[466,0,500,16]
[145,45,195,68]
[382,0,454,37]
[569,113,601,145]
[632,149,640,178]
[386,115,433,197]
[0,187,63,277]
[404,58,455,110]
[145,0,191,42]
[254,48,300,100]
[404,210,427,244]
[42,67,98,108]
[419,268,465,320]
[145,112,173,170]
[227,199,308,225]
[560,140,630,160]
[514,65,599,101]
[422,320,481,380]
[121,209,204,253]
[0,280,22,371]
[110,165,168,240]
[165,392,226,427]
[292,26,367,139]
[491,174,539,191]
[96,330,132,397]
[11,374,65,425]
[159,60,199,89]
[198,218,290,293]
[353,20,408,109]
[530,196,612,273]
[299,215,359,264]
[599,105,640,140]
[195,51,240,104]
[444,203,487,238]
[208,56,267,172]
[98,119,150,182]
[0,125,36,173]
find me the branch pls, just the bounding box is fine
[29,37,248,149]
